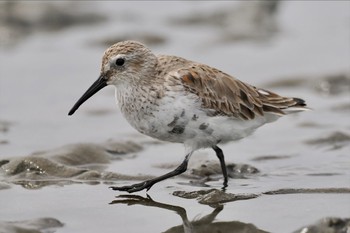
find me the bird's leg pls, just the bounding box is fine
[212,146,228,187]
[110,152,193,193]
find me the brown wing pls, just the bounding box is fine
[173,64,304,120]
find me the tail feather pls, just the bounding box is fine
[292,97,306,107]
[283,97,310,114]
[257,88,308,114]
[260,93,309,115]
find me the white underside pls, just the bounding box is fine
[116,88,281,152]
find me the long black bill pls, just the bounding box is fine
[68,75,107,115]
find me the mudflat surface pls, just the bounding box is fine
[0,2,349,233]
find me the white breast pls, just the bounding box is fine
[116,87,275,151]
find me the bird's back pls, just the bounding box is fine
[156,54,307,120]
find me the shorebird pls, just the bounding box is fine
[68,40,307,193]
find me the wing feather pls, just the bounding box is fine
[172,64,306,120]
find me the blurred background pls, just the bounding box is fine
[0,1,350,153]
[1,1,349,155]
[0,1,349,233]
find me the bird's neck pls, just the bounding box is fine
[114,79,162,113]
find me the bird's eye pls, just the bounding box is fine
[115,58,125,66]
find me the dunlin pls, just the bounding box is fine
[69,40,307,193]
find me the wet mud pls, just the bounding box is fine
[0,218,63,233]
[251,155,292,162]
[173,189,259,206]
[293,217,350,233]
[263,188,350,195]
[0,141,151,189]
[173,188,350,206]
[190,160,259,179]
[304,131,350,150]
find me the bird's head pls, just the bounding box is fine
[68,40,157,115]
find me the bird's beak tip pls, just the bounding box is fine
[68,75,107,116]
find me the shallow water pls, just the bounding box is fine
[1,1,350,233]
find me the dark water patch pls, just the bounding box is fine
[0,217,63,233]
[265,72,350,96]
[0,140,9,145]
[251,155,292,162]
[293,217,350,233]
[264,78,305,89]
[169,1,279,43]
[0,120,13,133]
[307,173,343,177]
[104,140,143,156]
[0,2,106,48]
[173,189,259,206]
[298,121,331,128]
[111,195,268,233]
[304,131,350,150]
[263,188,350,195]
[314,73,350,96]
[331,102,350,113]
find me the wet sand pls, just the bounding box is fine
[0,1,349,233]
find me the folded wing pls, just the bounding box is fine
[174,64,307,120]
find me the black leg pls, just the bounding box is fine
[110,153,192,193]
[212,146,228,186]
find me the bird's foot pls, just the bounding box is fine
[110,180,154,193]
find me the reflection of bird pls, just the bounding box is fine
[110,195,269,233]
[69,40,308,193]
